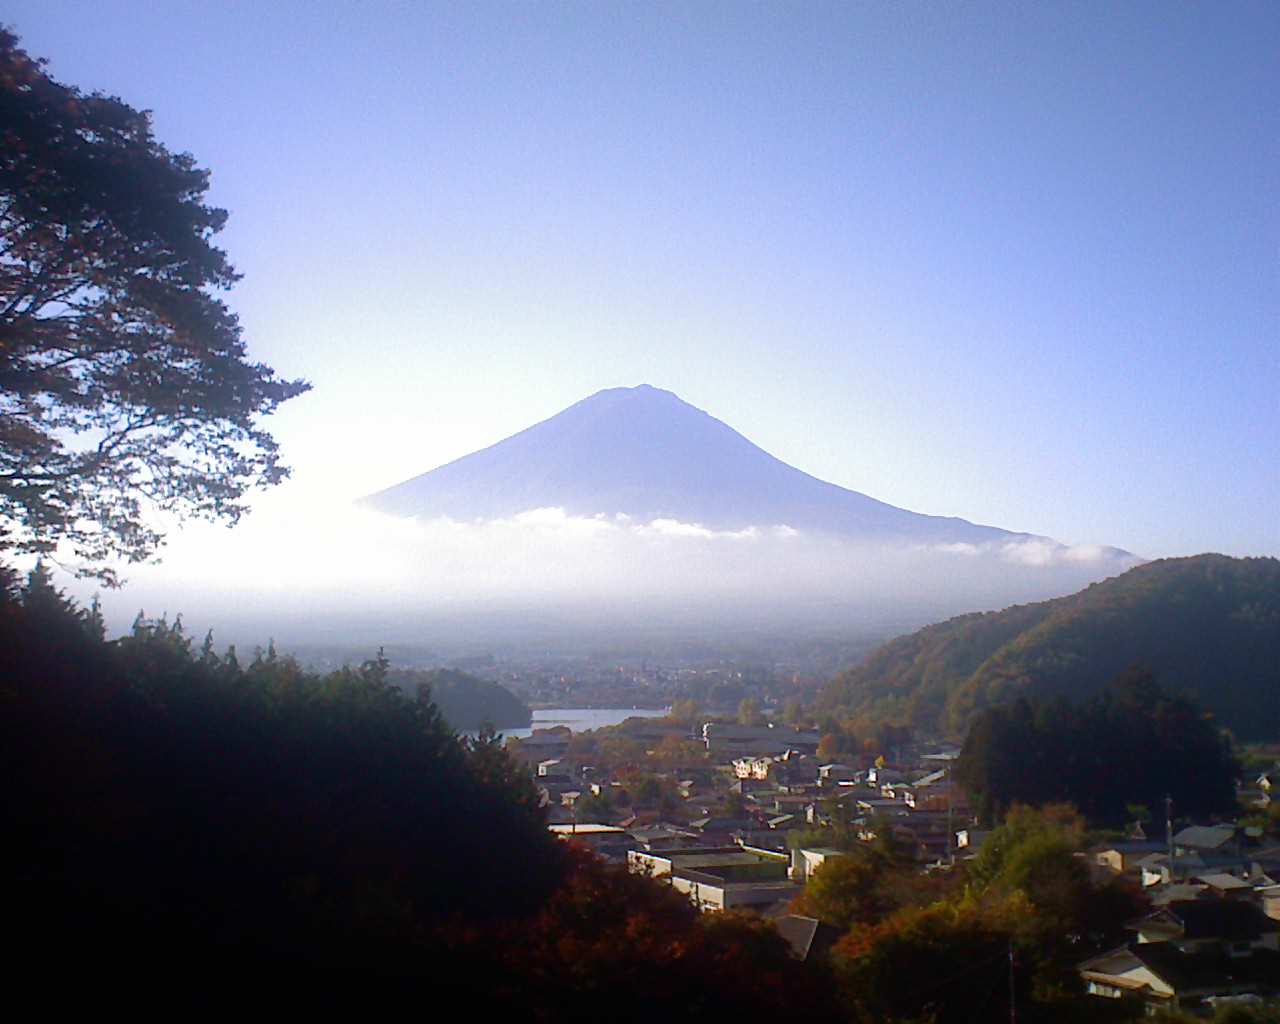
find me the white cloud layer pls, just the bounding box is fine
[64,503,1140,641]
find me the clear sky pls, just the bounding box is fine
[10,2,1279,560]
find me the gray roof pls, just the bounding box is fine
[774,915,841,962]
[1174,825,1236,851]
[1194,873,1253,892]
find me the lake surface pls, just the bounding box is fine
[492,706,670,740]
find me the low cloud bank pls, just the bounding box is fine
[72,504,1140,640]
[928,537,1125,568]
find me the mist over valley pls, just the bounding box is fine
[87,385,1140,658]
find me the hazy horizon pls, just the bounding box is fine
[10,3,1277,646]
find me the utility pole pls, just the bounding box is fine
[1165,794,1174,881]
[946,760,954,865]
[1008,937,1016,1024]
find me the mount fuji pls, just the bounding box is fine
[362,384,1127,559]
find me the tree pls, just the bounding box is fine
[955,670,1238,825]
[669,698,701,726]
[0,31,307,582]
[653,733,703,767]
[834,892,1035,1024]
[816,732,843,762]
[793,853,887,931]
[737,697,763,727]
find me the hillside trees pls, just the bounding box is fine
[834,894,1034,1024]
[955,667,1238,824]
[390,666,532,732]
[831,806,1142,1024]
[816,556,1280,741]
[3,572,855,1006]
[459,846,841,1019]
[0,30,307,580]
[2,578,566,991]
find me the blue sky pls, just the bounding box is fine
[10,2,1279,560]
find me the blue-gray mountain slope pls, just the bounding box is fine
[363,385,1083,548]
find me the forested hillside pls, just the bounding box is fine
[1,565,833,1010]
[818,555,1280,740]
[391,667,532,732]
[2,565,562,986]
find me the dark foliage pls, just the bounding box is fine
[437,844,842,1020]
[955,667,1239,825]
[819,555,1280,741]
[1,570,564,997]
[390,666,532,732]
[3,574,844,1011]
[0,30,308,580]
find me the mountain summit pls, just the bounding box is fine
[363,385,1076,549]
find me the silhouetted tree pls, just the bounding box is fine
[0,29,308,581]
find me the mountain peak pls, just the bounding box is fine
[362,385,1043,546]
[572,383,695,411]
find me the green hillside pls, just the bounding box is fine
[391,667,533,732]
[818,554,1280,740]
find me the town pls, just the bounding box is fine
[511,712,1280,1015]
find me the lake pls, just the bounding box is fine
[488,706,670,740]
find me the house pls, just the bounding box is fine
[1194,873,1258,901]
[1080,899,1280,1013]
[1093,840,1167,876]
[537,758,572,777]
[880,781,912,801]
[1131,900,1280,951]
[770,793,814,816]
[1174,825,1237,857]
[865,764,908,786]
[510,727,570,763]
[702,723,820,759]
[733,755,777,780]
[1260,885,1280,922]
[1139,844,1258,886]
[1149,883,1210,908]
[790,846,846,883]
[737,830,791,854]
[547,823,638,861]
[956,828,992,854]
[686,816,755,845]
[627,823,701,851]
[1079,943,1280,1012]
[818,763,860,785]
[628,846,798,912]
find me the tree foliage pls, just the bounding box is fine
[737,696,764,726]
[818,555,1280,741]
[448,845,840,1019]
[834,892,1035,1024]
[964,804,1141,965]
[955,667,1238,825]
[390,666,532,732]
[0,30,307,580]
[1,578,565,992]
[794,854,891,931]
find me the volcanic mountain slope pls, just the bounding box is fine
[364,384,1111,550]
[817,554,1280,741]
